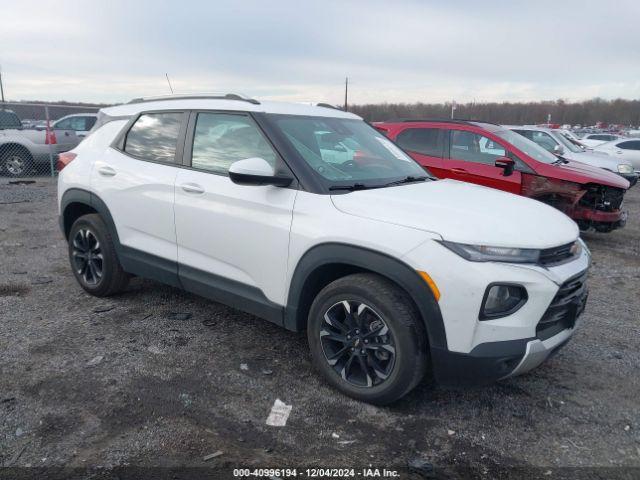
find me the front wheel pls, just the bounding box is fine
[307,273,428,405]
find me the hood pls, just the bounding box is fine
[544,159,630,189]
[562,150,626,171]
[331,180,579,249]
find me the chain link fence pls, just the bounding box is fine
[0,102,102,178]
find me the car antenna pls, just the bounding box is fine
[165,73,174,94]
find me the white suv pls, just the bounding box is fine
[58,94,590,404]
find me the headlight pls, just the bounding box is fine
[440,241,540,263]
[618,164,634,174]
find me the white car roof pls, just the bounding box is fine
[99,94,361,120]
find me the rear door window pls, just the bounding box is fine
[123,112,183,163]
[449,130,505,165]
[396,128,444,157]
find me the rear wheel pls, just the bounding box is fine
[307,273,428,405]
[1,150,33,177]
[68,214,129,296]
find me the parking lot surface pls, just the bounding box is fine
[1,178,639,478]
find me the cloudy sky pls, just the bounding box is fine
[1,0,639,105]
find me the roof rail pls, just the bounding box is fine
[389,118,501,126]
[127,92,260,105]
[316,103,343,110]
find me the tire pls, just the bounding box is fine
[68,214,129,296]
[1,149,33,177]
[307,273,428,405]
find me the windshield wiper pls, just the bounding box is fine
[381,175,430,187]
[329,183,374,191]
[552,156,569,165]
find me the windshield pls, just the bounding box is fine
[266,114,430,188]
[550,130,582,153]
[494,129,559,164]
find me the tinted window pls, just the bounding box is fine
[0,110,22,129]
[449,130,506,165]
[85,116,97,130]
[396,128,444,157]
[618,141,640,150]
[124,113,183,163]
[191,113,277,175]
[590,134,616,141]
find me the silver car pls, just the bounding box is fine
[507,125,637,186]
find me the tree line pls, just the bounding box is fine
[349,98,640,126]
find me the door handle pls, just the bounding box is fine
[180,183,205,194]
[97,165,116,177]
[451,168,468,174]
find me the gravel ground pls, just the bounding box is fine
[0,178,639,479]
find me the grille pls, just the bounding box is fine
[536,270,588,341]
[539,242,576,266]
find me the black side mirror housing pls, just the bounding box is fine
[495,156,515,176]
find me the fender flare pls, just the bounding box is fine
[60,188,121,247]
[284,242,448,350]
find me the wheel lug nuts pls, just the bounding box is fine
[351,347,355,352]
[364,339,369,344]
[360,349,365,354]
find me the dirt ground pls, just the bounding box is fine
[1,178,639,479]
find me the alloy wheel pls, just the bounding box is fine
[5,156,26,176]
[72,228,103,285]
[320,300,396,388]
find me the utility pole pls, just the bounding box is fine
[344,77,348,112]
[451,100,457,119]
[0,65,5,104]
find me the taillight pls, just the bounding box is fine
[45,127,57,145]
[56,152,77,172]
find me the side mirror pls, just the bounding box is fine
[553,144,565,155]
[229,157,293,187]
[494,156,515,176]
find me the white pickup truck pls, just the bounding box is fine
[0,109,77,177]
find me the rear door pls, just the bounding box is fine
[174,111,297,313]
[91,111,187,284]
[445,129,521,194]
[393,127,447,177]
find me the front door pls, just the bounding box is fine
[174,111,297,317]
[445,129,521,194]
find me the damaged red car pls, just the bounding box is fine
[374,120,630,232]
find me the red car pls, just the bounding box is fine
[373,120,630,232]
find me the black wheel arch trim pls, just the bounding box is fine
[284,242,448,350]
[60,188,181,287]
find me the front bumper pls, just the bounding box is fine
[620,172,638,187]
[431,306,584,387]
[403,237,590,386]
